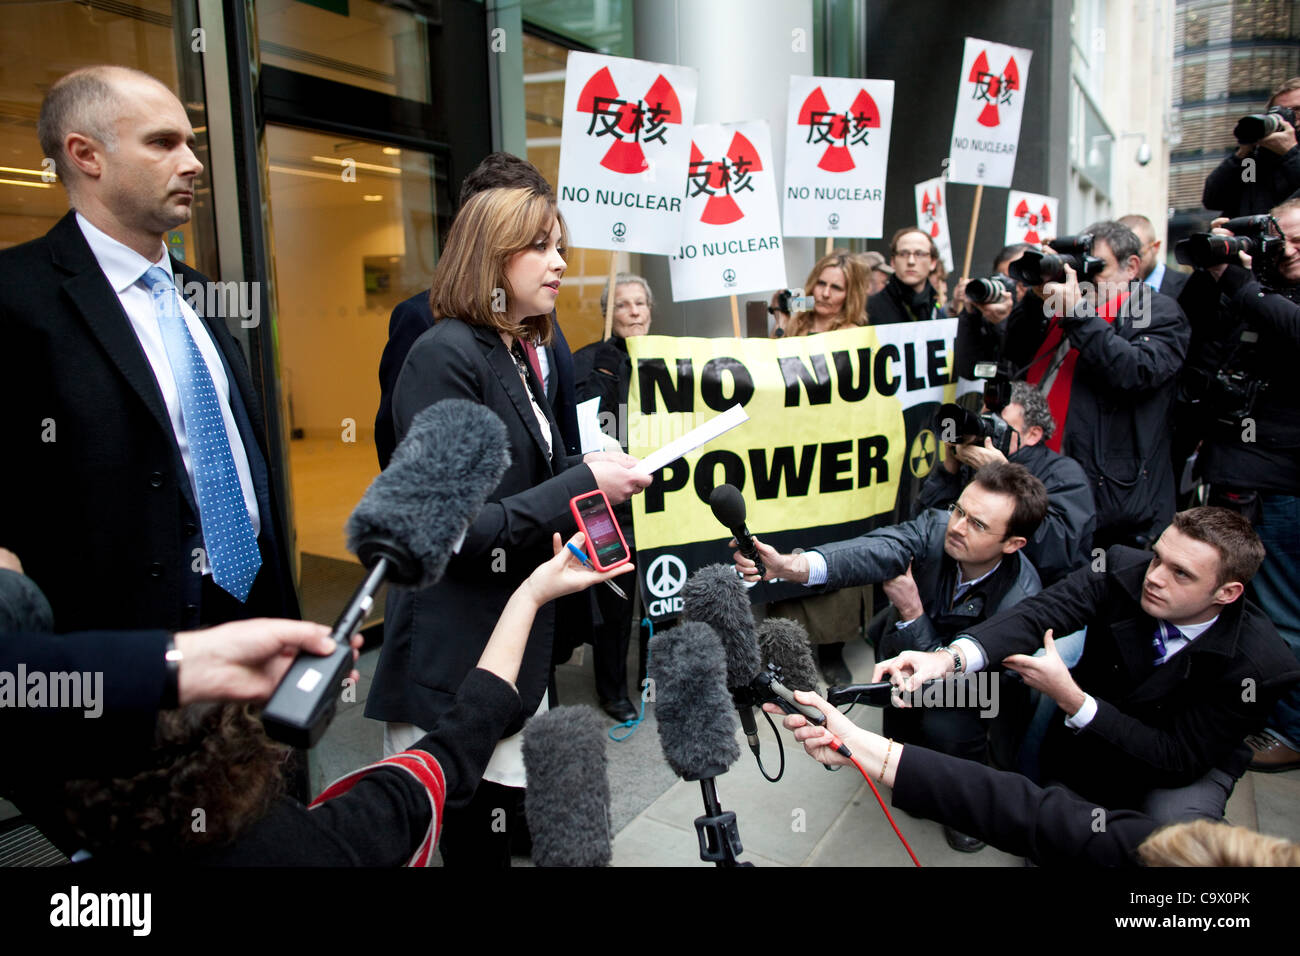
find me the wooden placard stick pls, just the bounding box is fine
[960,183,984,282]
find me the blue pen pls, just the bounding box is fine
[566,541,629,599]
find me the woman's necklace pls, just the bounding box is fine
[509,342,536,398]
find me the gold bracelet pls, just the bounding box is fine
[878,738,894,783]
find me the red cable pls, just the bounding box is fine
[826,732,921,867]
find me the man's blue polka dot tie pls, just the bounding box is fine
[143,266,261,601]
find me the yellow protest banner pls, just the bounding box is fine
[622,320,974,619]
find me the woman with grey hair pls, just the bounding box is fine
[573,274,655,722]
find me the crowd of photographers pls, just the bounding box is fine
[737,79,1300,856]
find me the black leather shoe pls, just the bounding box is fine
[944,826,985,853]
[600,697,637,722]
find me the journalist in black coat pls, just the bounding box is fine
[0,69,297,633]
[874,510,1300,815]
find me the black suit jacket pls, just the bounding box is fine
[961,546,1300,809]
[375,291,581,468]
[0,212,298,632]
[365,317,598,734]
[1157,266,1188,300]
[0,628,171,792]
[891,745,1157,866]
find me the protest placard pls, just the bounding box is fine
[783,75,895,238]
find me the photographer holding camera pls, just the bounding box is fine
[1175,200,1300,772]
[1007,222,1190,551]
[919,382,1095,587]
[951,243,1036,381]
[1203,78,1300,219]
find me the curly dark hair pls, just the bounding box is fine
[62,703,286,857]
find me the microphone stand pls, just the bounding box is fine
[693,779,752,867]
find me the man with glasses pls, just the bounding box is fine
[733,462,1048,853]
[868,226,944,325]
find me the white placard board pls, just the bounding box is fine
[557,51,699,254]
[782,75,895,238]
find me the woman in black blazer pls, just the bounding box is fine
[364,184,650,866]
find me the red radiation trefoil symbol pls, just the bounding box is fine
[797,86,881,172]
[920,187,944,239]
[577,66,683,174]
[686,132,761,225]
[968,50,1020,128]
[1013,199,1052,244]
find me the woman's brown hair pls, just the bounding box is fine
[62,703,286,856]
[784,249,869,337]
[428,185,568,345]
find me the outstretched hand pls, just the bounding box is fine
[523,532,633,606]
[763,689,861,768]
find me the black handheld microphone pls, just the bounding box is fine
[709,484,764,579]
[522,706,613,867]
[647,621,749,866]
[262,400,510,747]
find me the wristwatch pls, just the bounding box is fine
[939,644,964,674]
[161,635,183,709]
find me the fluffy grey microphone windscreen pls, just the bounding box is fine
[679,564,761,688]
[756,618,821,693]
[345,399,510,588]
[522,706,612,867]
[647,622,740,781]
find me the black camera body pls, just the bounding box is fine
[965,274,1016,305]
[935,402,1016,456]
[1174,215,1286,281]
[769,289,816,315]
[972,359,1015,413]
[1007,234,1105,285]
[1234,105,1298,145]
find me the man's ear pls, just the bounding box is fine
[1213,580,1245,606]
[1125,255,1142,281]
[64,133,104,181]
[1002,535,1028,555]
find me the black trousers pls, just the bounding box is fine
[592,567,636,702]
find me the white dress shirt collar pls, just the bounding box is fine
[76,212,171,293]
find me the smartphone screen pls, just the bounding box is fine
[575,492,629,568]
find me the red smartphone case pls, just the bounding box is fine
[569,490,631,571]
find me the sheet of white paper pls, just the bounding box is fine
[638,403,750,475]
[576,396,607,454]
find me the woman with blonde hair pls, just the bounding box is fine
[367,184,651,866]
[770,249,870,337]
